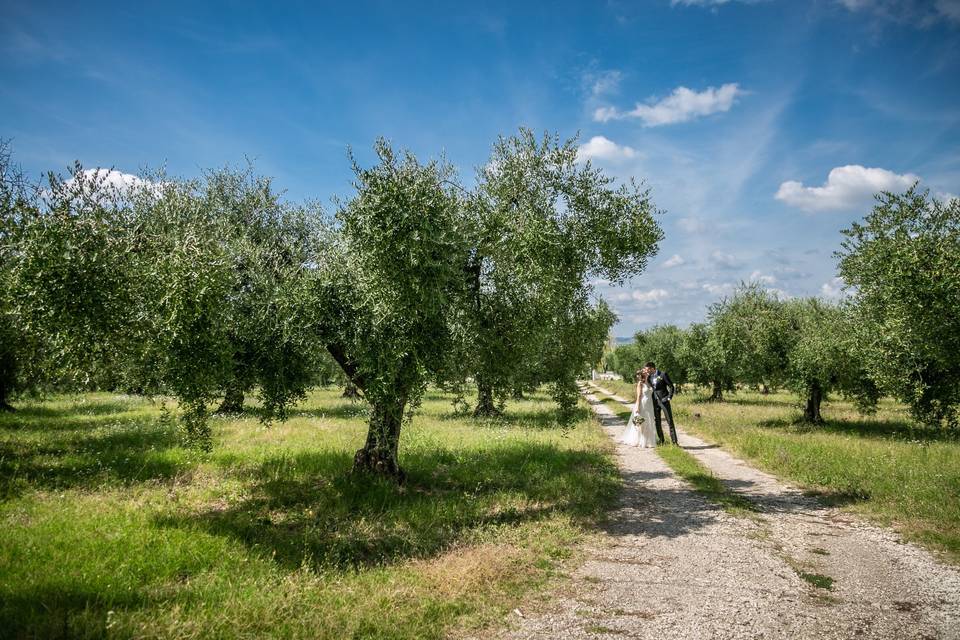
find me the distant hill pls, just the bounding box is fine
[615,336,633,345]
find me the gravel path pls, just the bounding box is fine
[496,384,960,639]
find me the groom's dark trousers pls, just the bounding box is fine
[653,398,679,445]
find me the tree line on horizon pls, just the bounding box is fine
[0,131,664,480]
[606,188,960,430]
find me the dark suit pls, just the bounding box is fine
[649,369,678,444]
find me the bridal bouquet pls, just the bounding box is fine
[632,414,645,426]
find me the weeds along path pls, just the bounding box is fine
[497,385,960,639]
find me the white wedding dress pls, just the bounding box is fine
[620,383,657,448]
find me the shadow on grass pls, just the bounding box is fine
[154,440,620,572]
[756,414,958,443]
[277,401,371,421]
[0,586,157,640]
[0,398,146,431]
[0,409,185,498]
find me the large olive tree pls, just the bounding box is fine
[838,187,960,430]
[463,131,662,416]
[319,131,661,479]
[9,163,324,446]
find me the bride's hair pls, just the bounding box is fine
[637,369,650,385]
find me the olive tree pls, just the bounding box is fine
[314,141,471,479]
[837,187,960,430]
[9,163,324,446]
[318,131,661,479]
[784,298,878,423]
[606,342,642,381]
[713,284,795,393]
[463,131,662,416]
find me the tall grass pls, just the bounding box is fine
[0,388,619,639]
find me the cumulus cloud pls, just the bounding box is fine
[593,83,744,126]
[46,168,161,204]
[775,165,919,212]
[576,136,638,163]
[749,270,777,285]
[702,282,735,296]
[821,277,847,299]
[709,251,741,269]
[664,254,686,268]
[614,288,670,307]
[74,168,155,192]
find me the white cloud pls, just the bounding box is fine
[46,168,161,204]
[576,136,638,163]
[677,217,708,233]
[821,277,847,299]
[594,83,743,126]
[936,191,959,204]
[749,270,777,285]
[775,165,919,212]
[702,282,735,296]
[709,251,741,269]
[614,288,669,307]
[77,168,154,192]
[836,0,960,25]
[664,254,686,268]
[591,70,622,96]
[632,288,669,303]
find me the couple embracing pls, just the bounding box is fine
[620,362,679,448]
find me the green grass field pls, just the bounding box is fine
[595,379,960,562]
[0,388,619,639]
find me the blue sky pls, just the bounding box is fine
[3,0,958,337]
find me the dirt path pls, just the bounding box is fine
[496,384,960,639]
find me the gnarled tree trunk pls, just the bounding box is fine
[216,384,245,414]
[353,396,406,482]
[709,379,724,402]
[804,380,824,424]
[342,381,361,398]
[474,379,501,417]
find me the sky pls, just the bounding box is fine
[2,0,958,338]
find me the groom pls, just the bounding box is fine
[645,361,678,445]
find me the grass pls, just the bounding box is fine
[592,379,960,563]
[0,387,619,639]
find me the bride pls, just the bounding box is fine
[620,367,657,448]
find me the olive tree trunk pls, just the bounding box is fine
[804,380,824,424]
[474,379,501,417]
[216,385,245,414]
[709,379,724,402]
[342,381,361,398]
[353,396,406,482]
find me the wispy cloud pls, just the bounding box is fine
[576,136,638,162]
[836,0,960,27]
[776,165,919,211]
[710,251,742,269]
[594,83,744,126]
[589,70,622,97]
[664,254,686,268]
